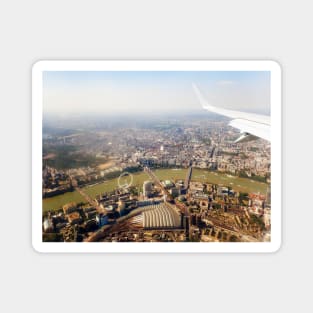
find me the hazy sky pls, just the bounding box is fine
[43,71,270,115]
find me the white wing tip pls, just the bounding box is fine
[192,83,209,109]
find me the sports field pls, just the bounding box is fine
[43,168,267,212]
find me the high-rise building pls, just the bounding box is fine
[143,181,153,199]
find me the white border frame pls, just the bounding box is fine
[32,60,281,253]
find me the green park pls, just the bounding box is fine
[43,168,268,212]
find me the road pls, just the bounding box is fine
[144,166,172,199]
[69,175,103,212]
[184,165,193,189]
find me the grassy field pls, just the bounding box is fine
[152,168,267,194]
[192,168,267,194]
[82,172,150,198]
[153,168,187,181]
[42,172,151,212]
[43,190,85,212]
[43,168,267,212]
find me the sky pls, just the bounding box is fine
[43,71,270,116]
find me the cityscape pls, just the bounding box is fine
[42,71,271,243]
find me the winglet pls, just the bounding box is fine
[192,83,270,142]
[192,83,209,110]
[192,83,226,115]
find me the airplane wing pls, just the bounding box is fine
[192,83,270,142]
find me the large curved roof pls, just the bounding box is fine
[143,204,180,229]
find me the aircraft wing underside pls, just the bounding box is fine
[192,83,271,143]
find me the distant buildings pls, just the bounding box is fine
[42,117,271,243]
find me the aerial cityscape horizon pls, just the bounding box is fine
[41,70,271,244]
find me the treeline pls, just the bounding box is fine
[238,171,268,183]
[43,145,98,170]
[102,166,142,180]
